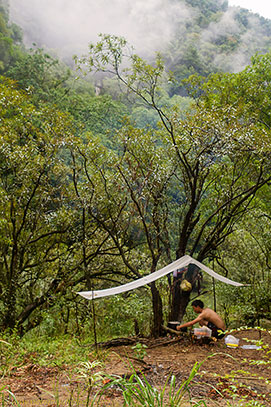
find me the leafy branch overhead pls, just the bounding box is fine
[72,35,271,329]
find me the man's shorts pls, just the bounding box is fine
[207,322,225,339]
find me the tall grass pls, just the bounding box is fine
[83,357,211,407]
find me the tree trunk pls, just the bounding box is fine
[169,264,201,322]
[150,281,164,338]
[9,278,64,336]
[2,285,17,330]
[169,279,191,322]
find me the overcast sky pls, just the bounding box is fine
[228,0,271,20]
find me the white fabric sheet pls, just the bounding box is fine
[78,255,246,300]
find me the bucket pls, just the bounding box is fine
[167,321,180,330]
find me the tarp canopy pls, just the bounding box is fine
[78,255,246,300]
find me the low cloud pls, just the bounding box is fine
[9,0,270,73]
[201,8,241,43]
[9,0,194,59]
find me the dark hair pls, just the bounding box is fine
[192,300,204,309]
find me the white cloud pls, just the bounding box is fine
[9,0,194,58]
[201,8,241,43]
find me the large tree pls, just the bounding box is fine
[75,36,271,335]
[0,76,76,333]
[71,126,175,337]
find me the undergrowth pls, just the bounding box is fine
[0,331,99,377]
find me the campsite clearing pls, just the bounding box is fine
[1,328,271,406]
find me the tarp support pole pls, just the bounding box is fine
[213,277,216,312]
[92,290,98,353]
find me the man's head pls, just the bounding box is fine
[191,299,204,313]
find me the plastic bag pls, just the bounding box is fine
[224,335,239,348]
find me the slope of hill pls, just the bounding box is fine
[0,0,22,72]
[166,0,271,91]
[6,0,271,78]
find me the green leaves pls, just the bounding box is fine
[97,358,206,407]
[73,35,271,327]
[7,47,72,105]
[0,74,77,331]
[76,34,166,111]
[76,33,128,74]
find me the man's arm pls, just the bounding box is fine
[176,314,203,330]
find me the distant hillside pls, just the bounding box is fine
[0,0,23,72]
[165,0,271,93]
[2,0,271,94]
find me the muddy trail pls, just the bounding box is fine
[1,329,271,406]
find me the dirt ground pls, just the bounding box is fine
[1,329,271,406]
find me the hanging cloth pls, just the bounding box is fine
[78,255,246,300]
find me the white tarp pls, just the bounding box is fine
[78,255,246,300]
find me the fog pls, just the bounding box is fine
[201,8,241,43]
[9,0,195,59]
[8,0,271,72]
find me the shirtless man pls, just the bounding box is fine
[176,299,226,338]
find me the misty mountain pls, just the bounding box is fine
[1,0,271,98]
[7,0,271,75]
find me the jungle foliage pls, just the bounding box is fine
[0,0,271,339]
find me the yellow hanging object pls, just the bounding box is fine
[180,279,192,292]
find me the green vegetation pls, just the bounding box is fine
[0,0,270,391]
[99,361,207,406]
[0,8,270,337]
[72,34,271,335]
[0,0,23,73]
[0,2,271,406]
[163,0,271,95]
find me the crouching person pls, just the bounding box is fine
[176,300,226,339]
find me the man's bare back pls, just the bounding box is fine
[197,307,226,331]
